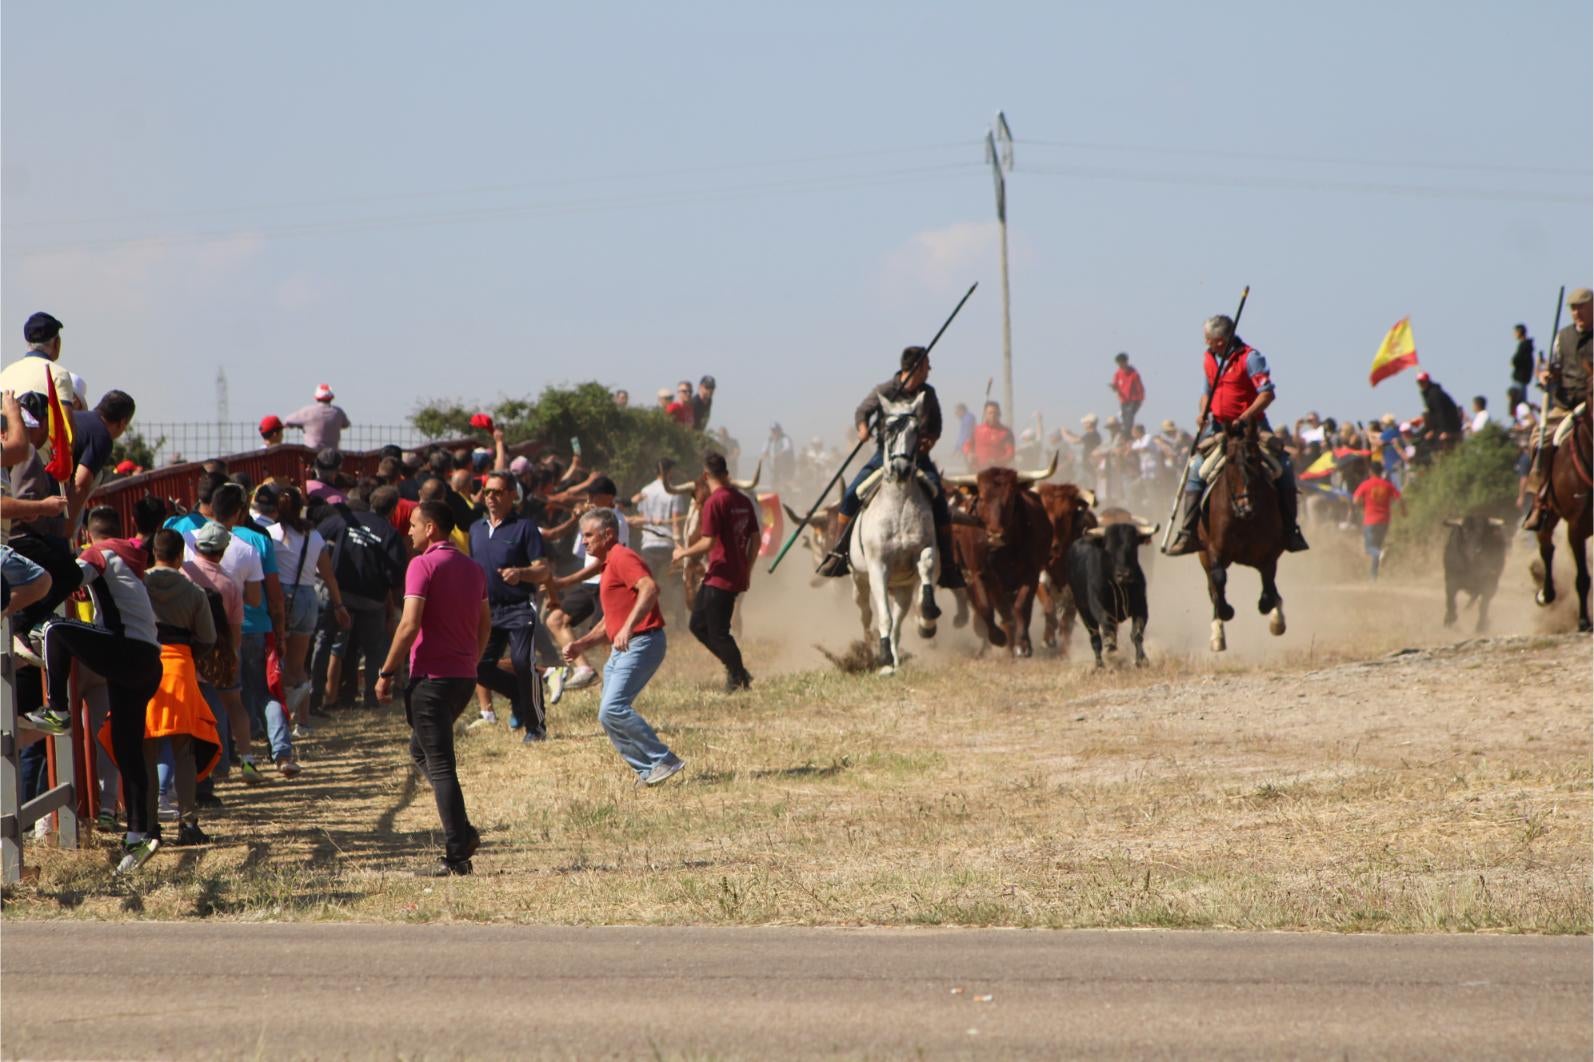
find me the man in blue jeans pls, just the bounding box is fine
[561,508,684,786]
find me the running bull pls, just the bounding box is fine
[1066,515,1158,667]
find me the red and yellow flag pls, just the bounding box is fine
[757,492,783,557]
[1369,317,1419,386]
[1299,450,1337,480]
[43,371,74,482]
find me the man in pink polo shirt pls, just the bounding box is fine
[376,500,491,876]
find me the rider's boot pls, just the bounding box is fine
[816,514,853,577]
[1163,491,1204,556]
[1522,446,1555,531]
[935,524,965,589]
[1280,480,1310,553]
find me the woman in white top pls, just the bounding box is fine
[266,485,349,732]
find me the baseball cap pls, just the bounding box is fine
[509,455,531,475]
[194,520,232,554]
[115,459,138,476]
[1416,371,1431,384]
[314,383,335,401]
[1569,288,1593,306]
[252,483,279,511]
[469,412,495,431]
[259,414,283,435]
[699,375,716,389]
[23,312,62,344]
[586,475,619,498]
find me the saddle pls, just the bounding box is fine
[1551,403,1587,447]
[855,466,939,511]
[1195,434,1284,484]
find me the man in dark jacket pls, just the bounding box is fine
[1510,324,1536,408]
[1416,372,1463,449]
[313,486,409,708]
[817,346,963,588]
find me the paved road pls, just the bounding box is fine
[2,924,1588,1059]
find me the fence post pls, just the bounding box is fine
[1,616,79,886]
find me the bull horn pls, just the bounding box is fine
[1084,527,1107,540]
[1133,520,1158,536]
[664,477,697,497]
[782,503,821,528]
[1080,488,1097,509]
[942,472,979,487]
[1442,517,1463,528]
[1486,517,1505,527]
[1015,450,1060,486]
[950,509,983,528]
[730,459,762,492]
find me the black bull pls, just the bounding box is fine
[1066,519,1157,667]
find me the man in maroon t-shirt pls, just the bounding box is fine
[673,452,759,692]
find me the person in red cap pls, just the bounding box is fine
[114,459,139,477]
[284,384,349,450]
[258,415,284,448]
[1414,372,1462,452]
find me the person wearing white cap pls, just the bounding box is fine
[284,383,350,450]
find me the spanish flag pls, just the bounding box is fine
[757,492,783,558]
[1300,450,1337,480]
[42,371,74,482]
[1369,317,1419,386]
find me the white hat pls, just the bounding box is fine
[17,405,39,429]
[314,383,335,401]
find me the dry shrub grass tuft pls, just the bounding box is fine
[4,632,1588,933]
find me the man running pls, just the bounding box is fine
[673,452,758,692]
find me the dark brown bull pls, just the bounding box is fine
[943,455,1056,657]
[1034,483,1097,655]
[784,501,845,585]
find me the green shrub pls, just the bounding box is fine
[411,383,706,496]
[1387,423,1519,560]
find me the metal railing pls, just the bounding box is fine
[131,423,440,464]
[1,618,80,884]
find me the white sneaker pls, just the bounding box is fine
[565,666,598,691]
[643,756,686,787]
[466,711,498,730]
[11,635,43,669]
[545,667,568,705]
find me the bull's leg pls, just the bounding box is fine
[1037,577,1058,650]
[1011,584,1036,658]
[1573,527,1592,633]
[1536,526,1558,606]
[1443,580,1458,627]
[1081,617,1104,668]
[1476,589,1492,634]
[1130,614,1148,667]
[916,545,939,636]
[953,588,970,629]
[1259,559,1286,637]
[1059,586,1078,657]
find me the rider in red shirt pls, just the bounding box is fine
[1165,314,1309,556]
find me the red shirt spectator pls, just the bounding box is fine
[969,423,1016,469]
[665,401,694,427]
[599,544,666,640]
[1112,365,1146,404]
[1352,475,1402,526]
[699,486,759,594]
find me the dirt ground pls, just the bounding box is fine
[4,523,1589,931]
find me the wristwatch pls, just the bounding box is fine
[379,670,398,679]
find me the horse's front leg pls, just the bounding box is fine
[1203,557,1232,651]
[1536,526,1559,606]
[915,545,939,636]
[1258,558,1286,636]
[1573,527,1592,632]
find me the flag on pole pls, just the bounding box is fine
[1300,450,1337,480]
[1369,317,1419,386]
[757,492,784,557]
[43,371,75,482]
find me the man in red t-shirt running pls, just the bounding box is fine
[673,452,759,692]
[563,508,685,786]
[1351,462,1404,580]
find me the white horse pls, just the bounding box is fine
[851,393,940,674]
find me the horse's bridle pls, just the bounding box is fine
[1223,425,1257,520]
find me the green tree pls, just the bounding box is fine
[111,430,165,470]
[1387,423,1520,564]
[410,383,707,495]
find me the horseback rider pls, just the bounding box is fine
[1523,286,1592,532]
[1165,314,1310,556]
[817,346,964,588]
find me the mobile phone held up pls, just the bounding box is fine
[570,436,582,457]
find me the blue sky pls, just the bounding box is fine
[4,1,1589,460]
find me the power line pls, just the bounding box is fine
[1022,162,1591,205]
[1017,137,1592,178]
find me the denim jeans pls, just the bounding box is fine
[240,633,293,761]
[598,630,674,777]
[312,597,388,706]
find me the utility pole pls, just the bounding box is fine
[985,112,1014,422]
[216,367,230,454]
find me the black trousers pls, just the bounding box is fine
[43,621,162,836]
[477,613,545,736]
[406,677,477,862]
[689,584,745,679]
[1120,399,1143,434]
[7,531,83,630]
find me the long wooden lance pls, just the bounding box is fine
[768,282,978,574]
[1529,285,1566,466]
[1160,285,1249,554]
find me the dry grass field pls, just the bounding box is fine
[4,536,1590,932]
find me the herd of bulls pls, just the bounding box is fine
[790,459,1160,669]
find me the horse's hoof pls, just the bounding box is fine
[1218,605,1235,622]
[1135,656,1147,668]
[917,622,937,640]
[988,628,1008,648]
[1093,658,1104,669]
[1580,619,1592,634]
[1268,608,1286,637]
[1016,643,1032,659]
[1536,589,1555,607]
[877,665,897,677]
[920,591,942,622]
[1210,620,1227,652]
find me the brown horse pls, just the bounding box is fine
[1198,422,1287,651]
[1533,406,1592,632]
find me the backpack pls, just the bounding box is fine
[194,588,236,688]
